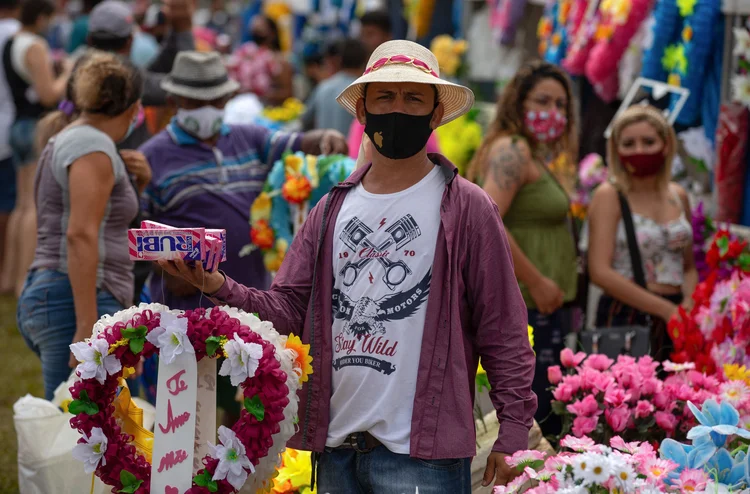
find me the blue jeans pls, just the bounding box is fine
[318,443,471,494]
[17,269,124,400]
[10,118,38,169]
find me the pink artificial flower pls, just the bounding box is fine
[615,354,637,367]
[563,374,582,393]
[653,390,671,410]
[615,367,643,391]
[559,435,597,452]
[720,380,750,406]
[637,355,659,378]
[505,450,546,469]
[553,383,575,402]
[640,378,663,396]
[583,354,614,371]
[544,454,571,471]
[696,306,718,337]
[604,387,630,408]
[641,458,677,483]
[492,474,529,494]
[561,348,587,368]
[634,400,655,419]
[605,405,630,432]
[572,415,599,436]
[579,368,615,393]
[547,365,563,384]
[567,395,602,417]
[674,469,708,492]
[609,436,643,454]
[655,411,678,433]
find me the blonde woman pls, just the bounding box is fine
[587,105,697,361]
[468,60,579,435]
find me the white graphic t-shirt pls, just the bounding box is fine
[326,165,444,454]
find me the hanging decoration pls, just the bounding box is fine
[241,152,355,272]
[584,0,655,102]
[488,0,528,46]
[561,1,602,75]
[732,26,750,108]
[537,0,573,65]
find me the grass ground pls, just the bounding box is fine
[0,295,43,493]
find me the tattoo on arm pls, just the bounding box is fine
[489,141,525,190]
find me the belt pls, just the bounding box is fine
[337,431,382,453]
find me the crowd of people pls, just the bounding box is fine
[1,0,698,490]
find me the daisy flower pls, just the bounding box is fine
[209,426,254,490]
[560,435,597,452]
[71,427,108,473]
[219,333,264,386]
[719,380,750,406]
[611,462,636,491]
[145,312,194,365]
[662,360,696,373]
[70,338,122,384]
[673,469,708,492]
[580,453,611,485]
[732,75,750,106]
[505,450,546,470]
[734,27,750,58]
[641,458,676,483]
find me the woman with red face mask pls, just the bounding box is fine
[586,105,697,361]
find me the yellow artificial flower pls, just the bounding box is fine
[662,44,687,74]
[273,449,316,493]
[668,73,682,87]
[263,2,291,21]
[682,25,693,43]
[251,192,272,223]
[263,239,288,273]
[430,35,466,77]
[285,333,314,383]
[305,155,319,189]
[724,364,750,386]
[285,154,304,174]
[677,0,697,17]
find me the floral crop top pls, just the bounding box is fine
[611,211,693,286]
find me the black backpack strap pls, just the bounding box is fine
[617,191,647,289]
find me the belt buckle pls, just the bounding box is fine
[346,432,371,453]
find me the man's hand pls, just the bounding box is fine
[120,150,152,192]
[300,129,348,156]
[158,259,225,295]
[483,452,519,487]
[163,0,194,32]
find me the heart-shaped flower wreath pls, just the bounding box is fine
[68,303,312,493]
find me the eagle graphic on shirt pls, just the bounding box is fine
[332,270,432,337]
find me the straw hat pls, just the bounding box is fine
[161,51,240,101]
[336,40,474,126]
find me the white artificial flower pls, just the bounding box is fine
[219,333,263,386]
[70,338,122,384]
[732,74,750,107]
[72,427,108,473]
[572,453,592,483]
[145,312,194,365]
[611,462,636,491]
[583,454,611,485]
[734,28,750,58]
[209,426,254,490]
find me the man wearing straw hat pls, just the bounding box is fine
[160,40,535,491]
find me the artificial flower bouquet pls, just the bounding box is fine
[668,225,750,375]
[68,304,313,493]
[434,108,483,177]
[255,98,306,132]
[429,35,468,79]
[570,153,607,222]
[549,349,719,443]
[242,152,355,272]
[494,399,750,494]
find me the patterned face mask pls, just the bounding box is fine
[524,109,567,143]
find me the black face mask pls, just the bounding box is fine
[363,109,435,160]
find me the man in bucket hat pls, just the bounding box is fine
[139,50,347,424]
[159,41,535,491]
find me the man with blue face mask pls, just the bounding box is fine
[157,41,536,492]
[139,50,347,424]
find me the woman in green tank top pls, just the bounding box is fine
[468,61,578,438]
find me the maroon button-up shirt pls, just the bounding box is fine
[210,154,537,458]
